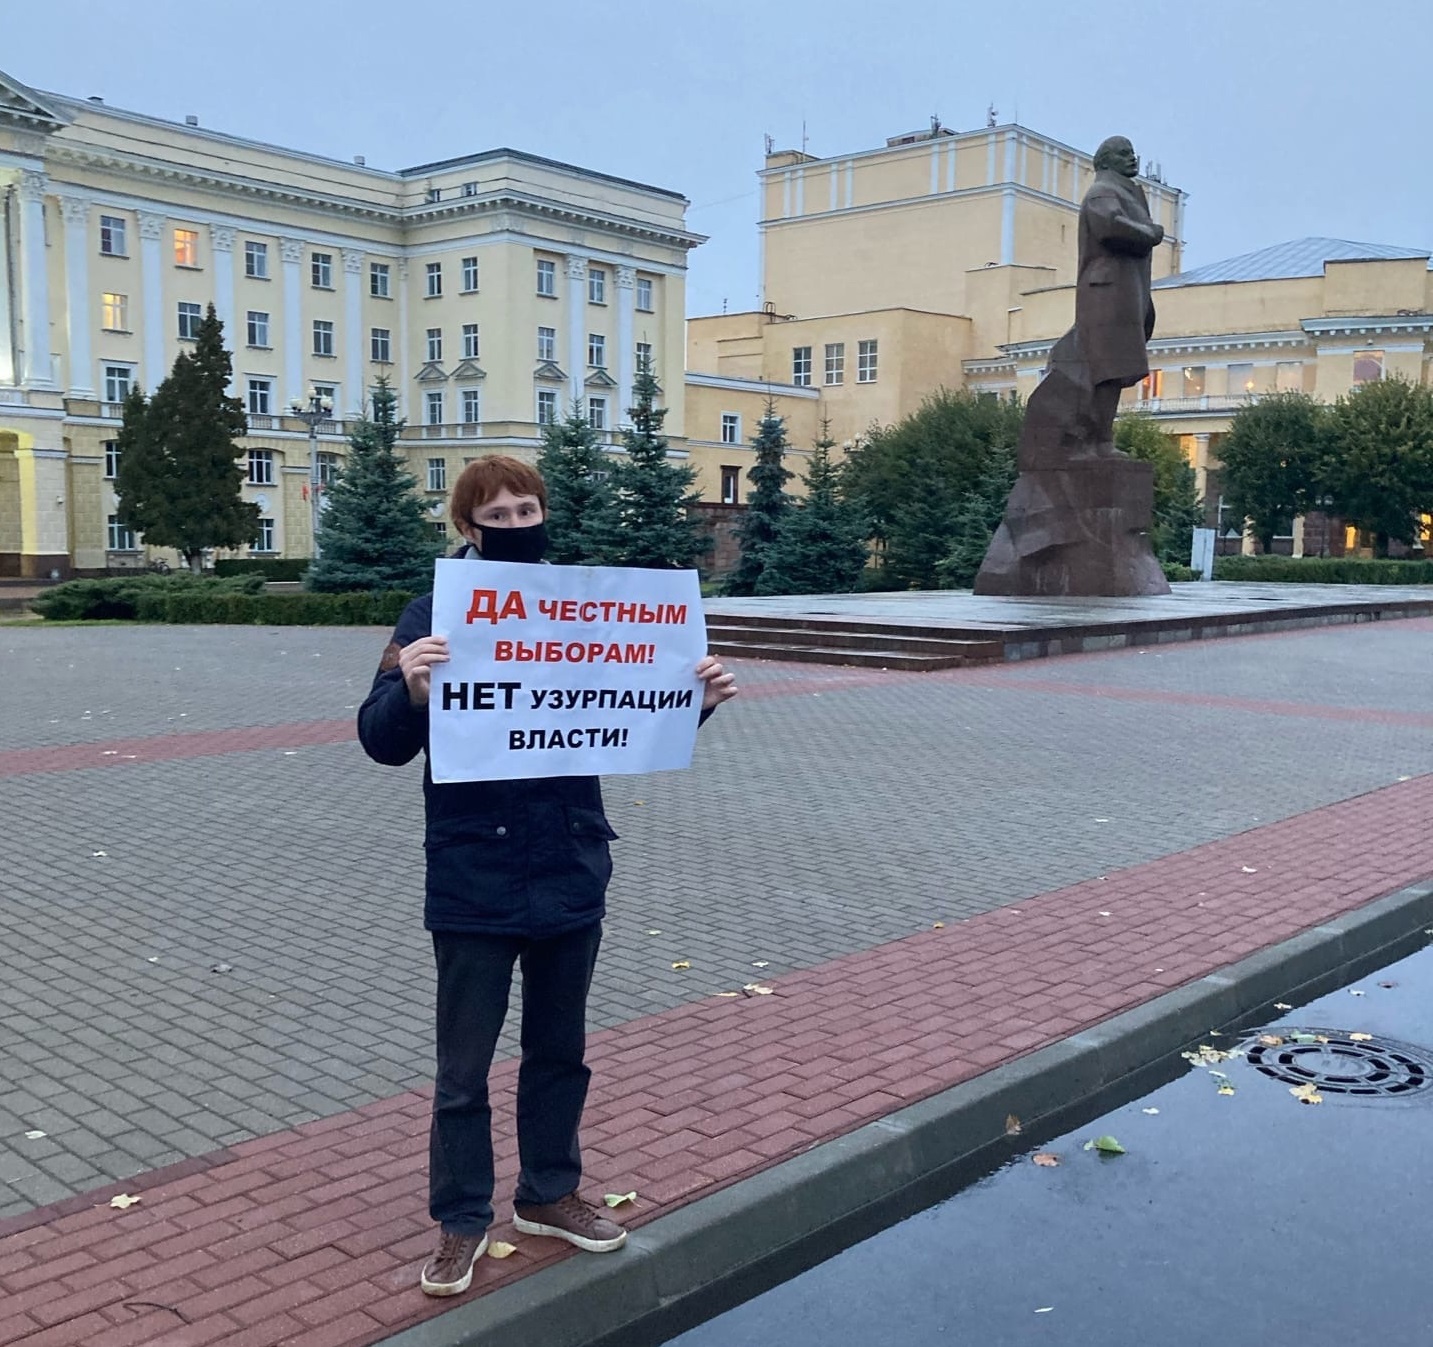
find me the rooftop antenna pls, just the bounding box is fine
[987,103,998,127]
[801,119,808,155]
[930,113,942,136]
[764,132,774,155]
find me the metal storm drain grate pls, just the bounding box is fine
[1245,1029,1433,1099]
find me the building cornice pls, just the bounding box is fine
[684,371,821,399]
[1301,315,1433,339]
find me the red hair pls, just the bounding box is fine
[450,455,548,530]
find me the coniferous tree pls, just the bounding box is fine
[724,401,794,595]
[114,305,256,572]
[536,405,612,564]
[586,366,710,569]
[1114,413,1203,565]
[937,438,1018,588]
[757,424,869,595]
[306,379,440,592]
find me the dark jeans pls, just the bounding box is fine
[429,922,602,1235]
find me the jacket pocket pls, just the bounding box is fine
[424,818,525,924]
[552,807,617,910]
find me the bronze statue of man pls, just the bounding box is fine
[1077,135,1165,448]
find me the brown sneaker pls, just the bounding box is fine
[513,1192,628,1253]
[420,1229,489,1296]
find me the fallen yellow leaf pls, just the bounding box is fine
[1004,1114,1022,1137]
[108,1194,141,1210]
[1032,1152,1060,1167]
[1348,1032,1373,1042]
[1289,1083,1323,1105]
[1274,1003,1293,1011]
[742,983,774,995]
[1259,1034,1284,1047]
[487,1241,517,1259]
[1217,1083,1236,1097]
[932,921,945,929]
[604,1192,637,1208]
[717,991,741,998]
[671,961,691,970]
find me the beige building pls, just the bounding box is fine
[0,67,701,576]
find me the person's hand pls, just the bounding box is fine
[696,654,738,712]
[399,636,450,706]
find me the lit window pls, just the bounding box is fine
[247,448,274,484]
[107,514,137,551]
[173,228,199,267]
[177,301,202,340]
[824,343,845,386]
[721,466,740,505]
[247,380,273,417]
[857,339,878,384]
[253,518,276,553]
[371,328,391,363]
[370,262,390,298]
[589,267,607,304]
[588,396,607,430]
[247,311,270,347]
[721,413,740,445]
[537,389,558,425]
[1227,362,1255,395]
[588,334,606,368]
[311,252,333,288]
[461,256,479,292]
[244,241,268,279]
[313,320,335,357]
[461,388,480,424]
[426,390,444,425]
[103,441,121,480]
[1275,361,1303,392]
[100,215,127,257]
[1182,365,1206,398]
[792,346,812,386]
[427,457,447,491]
[426,262,442,297]
[1352,351,1384,386]
[537,326,556,362]
[1140,370,1165,400]
[103,365,132,402]
[426,327,443,362]
[101,292,128,331]
[636,276,653,311]
[462,324,479,359]
[537,258,556,296]
[635,340,653,373]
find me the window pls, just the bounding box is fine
[721,466,741,505]
[426,391,444,426]
[317,452,340,486]
[1275,360,1304,392]
[426,262,442,297]
[311,383,337,408]
[247,448,274,484]
[244,240,268,279]
[426,327,443,362]
[1182,365,1206,398]
[588,267,606,304]
[177,301,202,340]
[537,326,556,361]
[462,182,478,198]
[1227,362,1255,396]
[1352,350,1384,386]
[100,215,127,257]
[311,252,333,288]
[635,340,653,373]
[101,292,128,331]
[536,258,556,296]
[173,228,199,267]
[824,342,845,385]
[792,346,812,386]
[371,328,391,363]
[103,365,132,402]
[636,276,653,311]
[247,311,270,348]
[857,339,878,384]
[461,256,479,292]
[426,187,442,203]
[313,320,335,357]
[462,324,479,359]
[461,389,481,424]
[370,262,390,298]
[103,441,120,480]
[1139,369,1165,400]
[107,514,137,551]
[588,334,606,368]
[427,457,447,491]
[537,389,558,425]
[253,518,275,553]
[721,412,740,445]
[588,396,607,430]
[247,379,273,416]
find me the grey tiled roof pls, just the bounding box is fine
[1153,237,1432,289]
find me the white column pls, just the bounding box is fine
[342,248,363,418]
[209,224,235,345]
[0,180,14,384]
[396,258,410,418]
[616,265,635,418]
[17,171,54,388]
[565,254,587,409]
[1000,191,1016,265]
[279,237,304,408]
[59,196,94,397]
[137,210,166,390]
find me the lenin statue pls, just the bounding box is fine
[973,135,1172,596]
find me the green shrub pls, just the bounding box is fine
[1213,555,1433,585]
[1161,563,1199,582]
[213,558,312,582]
[32,573,264,620]
[134,590,413,626]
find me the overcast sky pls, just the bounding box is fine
[8,0,1431,316]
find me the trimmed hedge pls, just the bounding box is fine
[1162,563,1199,582]
[1213,555,1433,585]
[33,573,265,621]
[135,590,414,626]
[213,558,312,582]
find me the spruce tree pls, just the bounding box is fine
[114,304,256,572]
[1115,414,1203,564]
[586,365,710,569]
[536,405,611,564]
[937,438,1017,587]
[723,401,794,596]
[757,425,869,595]
[306,379,439,592]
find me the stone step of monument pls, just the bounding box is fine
[706,621,1004,671]
[707,639,986,672]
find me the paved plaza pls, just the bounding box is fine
[0,614,1431,1345]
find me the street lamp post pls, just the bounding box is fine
[289,387,334,559]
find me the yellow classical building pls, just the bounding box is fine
[0,67,700,576]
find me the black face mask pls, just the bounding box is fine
[476,521,549,564]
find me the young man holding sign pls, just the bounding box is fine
[358,456,736,1296]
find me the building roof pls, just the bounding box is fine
[1154,237,1432,289]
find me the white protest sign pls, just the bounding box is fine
[428,558,707,784]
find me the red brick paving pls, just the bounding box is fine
[1,774,1430,1346]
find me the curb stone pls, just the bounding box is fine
[380,877,1433,1347]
